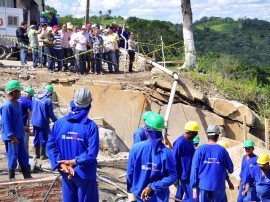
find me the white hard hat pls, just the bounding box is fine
[74,88,92,108]
[207,124,221,135]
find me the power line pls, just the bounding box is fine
[73,0,82,17]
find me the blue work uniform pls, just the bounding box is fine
[237,154,259,202]
[247,165,270,201]
[46,114,99,202]
[173,135,197,201]
[18,96,32,126]
[127,140,177,202]
[50,16,58,27]
[190,143,234,202]
[133,127,147,144]
[0,100,29,170]
[40,16,48,24]
[31,95,57,147]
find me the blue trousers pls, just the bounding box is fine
[33,126,49,147]
[62,175,98,202]
[20,46,28,65]
[53,49,63,71]
[238,184,260,202]
[32,48,39,68]
[176,180,198,202]
[44,46,54,71]
[93,53,103,73]
[4,137,29,170]
[200,189,227,202]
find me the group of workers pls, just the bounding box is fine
[129,112,270,202]
[0,79,269,202]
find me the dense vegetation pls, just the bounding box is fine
[44,7,270,118]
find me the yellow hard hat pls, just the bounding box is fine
[257,153,270,165]
[184,121,200,132]
[217,140,228,149]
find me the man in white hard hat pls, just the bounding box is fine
[47,87,99,202]
[190,124,234,202]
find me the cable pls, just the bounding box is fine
[73,0,82,17]
[42,174,62,202]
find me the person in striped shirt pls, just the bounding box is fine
[52,25,63,72]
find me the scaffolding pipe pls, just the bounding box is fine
[133,53,179,149]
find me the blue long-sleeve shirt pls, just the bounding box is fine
[40,16,48,24]
[190,143,234,191]
[31,96,57,128]
[247,165,270,199]
[46,116,99,179]
[50,16,58,27]
[133,127,147,144]
[173,135,195,181]
[127,140,177,201]
[239,154,258,186]
[18,96,32,126]
[0,99,25,140]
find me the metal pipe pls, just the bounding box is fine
[98,175,128,195]
[42,174,62,202]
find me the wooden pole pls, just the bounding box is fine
[85,0,90,24]
[243,115,247,141]
[265,118,269,150]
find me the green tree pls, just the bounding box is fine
[108,9,112,16]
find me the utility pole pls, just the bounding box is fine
[85,0,90,24]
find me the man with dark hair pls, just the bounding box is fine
[16,21,29,66]
[0,80,32,180]
[47,88,99,202]
[190,124,234,202]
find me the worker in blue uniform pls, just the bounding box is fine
[133,111,152,144]
[47,88,99,202]
[0,80,32,180]
[246,153,270,202]
[127,112,177,202]
[237,140,260,202]
[18,87,34,152]
[190,124,234,202]
[173,121,200,201]
[31,84,57,160]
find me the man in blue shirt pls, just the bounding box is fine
[47,88,99,202]
[18,87,34,152]
[173,121,200,201]
[31,84,57,160]
[237,140,260,202]
[50,10,58,27]
[247,153,270,201]
[0,80,32,180]
[133,111,152,144]
[127,112,177,202]
[190,124,234,202]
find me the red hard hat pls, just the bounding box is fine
[53,25,59,29]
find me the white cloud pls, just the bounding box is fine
[45,0,270,23]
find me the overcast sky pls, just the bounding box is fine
[46,0,270,24]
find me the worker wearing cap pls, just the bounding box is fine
[18,87,35,152]
[47,88,99,202]
[237,140,259,202]
[127,112,177,202]
[173,121,199,201]
[246,153,270,201]
[0,80,32,180]
[31,84,57,160]
[133,111,152,144]
[190,124,234,202]
[193,135,200,149]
